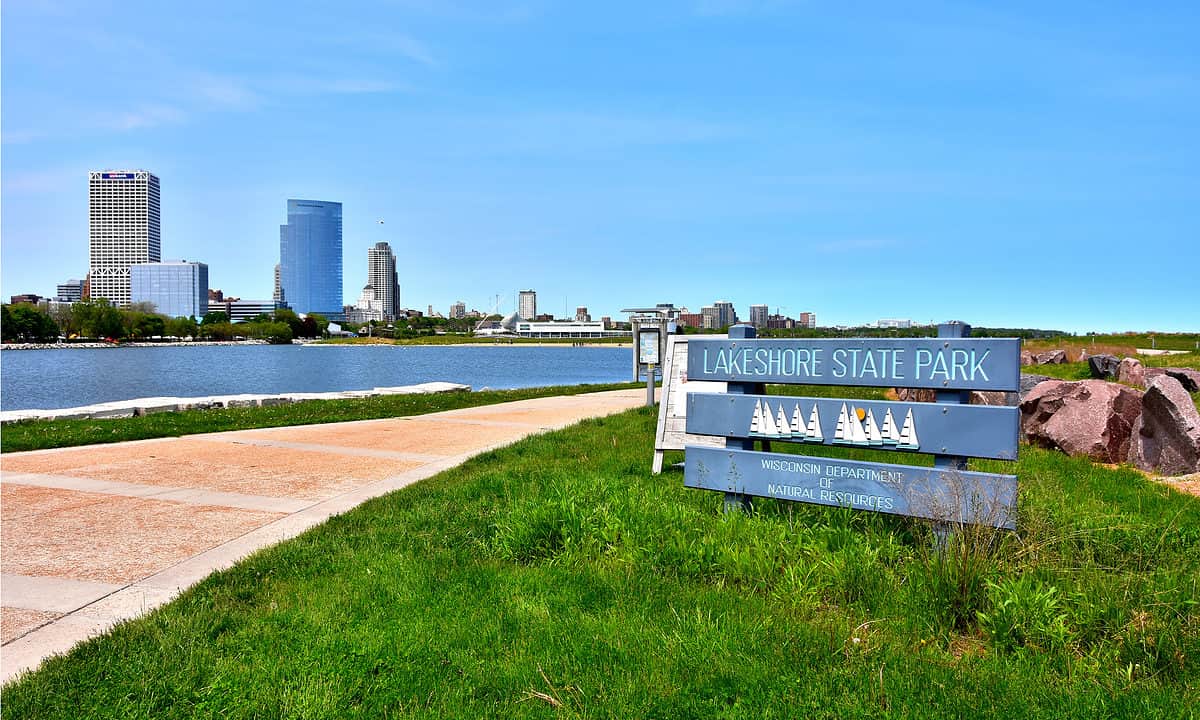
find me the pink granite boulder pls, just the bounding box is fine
[1128,375,1200,476]
[1165,368,1200,393]
[1034,350,1067,365]
[1117,358,1146,387]
[1021,380,1144,463]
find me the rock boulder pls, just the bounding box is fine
[1165,368,1200,393]
[1034,350,1068,365]
[1128,375,1200,476]
[1087,354,1121,380]
[1021,380,1144,463]
[1117,358,1146,387]
[1019,373,1055,402]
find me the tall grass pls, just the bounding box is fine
[3,408,1197,718]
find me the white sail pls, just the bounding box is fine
[849,406,869,445]
[791,403,805,440]
[762,400,781,437]
[880,408,900,444]
[864,409,883,445]
[833,403,849,443]
[806,404,823,442]
[897,408,919,449]
[776,404,791,437]
[749,399,763,435]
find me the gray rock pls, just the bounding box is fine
[1117,358,1146,387]
[1020,351,1035,367]
[1087,354,1121,379]
[1021,380,1144,463]
[1128,375,1200,476]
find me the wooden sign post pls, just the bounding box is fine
[652,334,728,474]
[683,323,1021,529]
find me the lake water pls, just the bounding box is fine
[0,344,633,411]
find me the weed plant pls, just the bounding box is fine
[3,408,1198,717]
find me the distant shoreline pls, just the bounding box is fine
[0,340,274,351]
[1,340,632,351]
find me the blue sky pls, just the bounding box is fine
[3,1,1197,331]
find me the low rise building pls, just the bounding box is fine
[129,261,208,318]
[56,280,85,303]
[513,320,630,339]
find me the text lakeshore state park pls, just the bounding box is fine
[699,344,995,383]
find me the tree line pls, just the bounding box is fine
[1,300,329,344]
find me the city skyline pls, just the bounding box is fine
[3,2,1198,332]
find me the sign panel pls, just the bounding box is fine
[653,335,726,471]
[686,393,1019,460]
[685,446,1017,529]
[639,330,660,365]
[686,338,1020,391]
[100,172,136,179]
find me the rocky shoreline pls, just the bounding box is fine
[0,340,287,351]
[0,381,471,423]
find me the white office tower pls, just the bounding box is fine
[367,242,400,320]
[88,170,161,306]
[518,289,537,320]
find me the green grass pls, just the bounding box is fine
[4,408,1197,718]
[0,383,640,453]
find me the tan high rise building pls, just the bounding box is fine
[518,289,537,320]
[367,242,400,320]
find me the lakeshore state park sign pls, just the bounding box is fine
[682,329,1021,529]
[687,338,1020,391]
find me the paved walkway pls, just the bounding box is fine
[0,389,648,683]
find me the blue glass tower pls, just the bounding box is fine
[279,200,343,319]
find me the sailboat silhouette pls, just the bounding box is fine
[805,404,823,442]
[896,408,919,450]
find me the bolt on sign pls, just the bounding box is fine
[683,324,1021,529]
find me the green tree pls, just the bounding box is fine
[241,321,293,344]
[199,321,235,341]
[306,313,330,337]
[165,316,199,339]
[272,308,304,337]
[74,300,125,340]
[135,314,166,339]
[201,311,230,326]
[2,304,60,342]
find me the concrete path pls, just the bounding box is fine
[0,388,648,683]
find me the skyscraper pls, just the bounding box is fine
[273,264,283,304]
[518,290,537,320]
[279,199,343,318]
[88,170,161,306]
[749,304,768,328]
[367,241,400,320]
[713,300,738,329]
